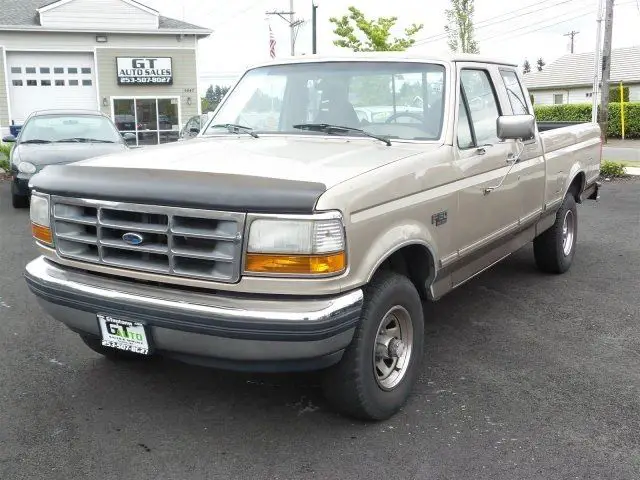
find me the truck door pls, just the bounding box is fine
[453,66,521,273]
[497,68,546,226]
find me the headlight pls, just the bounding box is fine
[18,162,37,174]
[30,193,53,246]
[245,213,346,276]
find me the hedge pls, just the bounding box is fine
[610,86,630,103]
[533,102,640,138]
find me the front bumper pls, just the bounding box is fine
[25,257,363,371]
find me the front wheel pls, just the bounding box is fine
[322,271,424,421]
[533,193,578,274]
[12,192,29,209]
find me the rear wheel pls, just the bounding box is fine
[80,334,150,362]
[534,193,577,274]
[322,271,424,421]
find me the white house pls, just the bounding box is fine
[523,45,640,106]
[0,0,211,145]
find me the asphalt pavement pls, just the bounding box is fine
[1,179,639,480]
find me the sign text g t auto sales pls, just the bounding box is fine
[116,57,173,85]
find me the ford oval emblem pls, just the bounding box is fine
[122,232,144,246]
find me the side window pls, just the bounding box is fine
[460,69,501,146]
[500,70,529,115]
[457,91,474,149]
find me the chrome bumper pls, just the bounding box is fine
[25,257,363,371]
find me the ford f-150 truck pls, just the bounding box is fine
[24,53,601,421]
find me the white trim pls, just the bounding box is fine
[38,0,159,16]
[1,46,11,125]
[6,48,94,53]
[95,46,197,50]
[195,36,201,115]
[0,26,211,35]
[93,47,100,109]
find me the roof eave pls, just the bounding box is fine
[0,25,212,36]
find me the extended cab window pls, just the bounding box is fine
[500,70,529,115]
[460,69,501,146]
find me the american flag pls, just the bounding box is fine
[269,24,276,59]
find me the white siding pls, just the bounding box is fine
[629,85,640,102]
[0,31,194,51]
[530,88,592,105]
[568,87,593,104]
[530,90,556,106]
[40,0,158,30]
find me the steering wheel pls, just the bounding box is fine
[385,112,424,124]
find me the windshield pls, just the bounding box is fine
[20,114,122,143]
[203,61,446,141]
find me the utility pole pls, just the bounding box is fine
[311,2,318,54]
[599,0,615,142]
[564,30,579,53]
[266,3,305,56]
[591,0,605,122]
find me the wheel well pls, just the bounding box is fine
[568,172,586,203]
[376,244,434,300]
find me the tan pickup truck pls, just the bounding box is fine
[24,53,601,421]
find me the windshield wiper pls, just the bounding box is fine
[292,123,392,146]
[20,139,52,144]
[209,123,259,138]
[56,138,115,143]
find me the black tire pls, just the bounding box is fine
[322,271,424,421]
[80,334,150,362]
[533,193,578,274]
[12,192,29,209]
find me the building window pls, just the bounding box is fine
[10,67,21,74]
[54,67,64,74]
[40,67,50,74]
[25,67,36,74]
[26,80,37,86]
[55,79,65,86]
[68,67,78,74]
[12,80,23,86]
[553,94,564,105]
[82,79,92,86]
[69,80,79,86]
[41,80,52,86]
[81,67,92,74]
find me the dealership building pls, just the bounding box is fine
[0,0,211,145]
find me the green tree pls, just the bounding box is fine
[445,0,479,54]
[329,6,423,52]
[205,85,216,105]
[202,85,231,112]
[523,60,531,75]
[536,57,546,72]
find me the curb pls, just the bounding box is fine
[624,167,640,176]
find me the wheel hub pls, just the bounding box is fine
[373,306,414,391]
[562,209,575,256]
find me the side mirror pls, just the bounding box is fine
[497,115,535,141]
[189,127,200,134]
[122,132,136,141]
[2,135,16,143]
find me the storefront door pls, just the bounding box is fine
[112,97,180,146]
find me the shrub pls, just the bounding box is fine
[0,158,9,172]
[600,160,627,177]
[0,143,11,172]
[609,86,630,103]
[533,102,640,138]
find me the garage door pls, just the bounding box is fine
[7,52,98,124]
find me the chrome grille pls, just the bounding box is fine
[51,196,246,283]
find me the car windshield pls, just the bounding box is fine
[203,61,446,141]
[20,114,122,143]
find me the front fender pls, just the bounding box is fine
[354,219,439,285]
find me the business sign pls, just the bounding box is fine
[116,57,173,86]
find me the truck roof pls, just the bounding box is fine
[247,52,519,70]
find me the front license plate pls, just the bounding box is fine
[98,314,150,355]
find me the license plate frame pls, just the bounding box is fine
[97,314,152,356]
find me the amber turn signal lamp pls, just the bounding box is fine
[32,223,53,246]
[245,252,346,275]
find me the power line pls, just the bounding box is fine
[412,0,584,46]
[564,30,580,53]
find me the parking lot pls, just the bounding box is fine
[1,178,639,480]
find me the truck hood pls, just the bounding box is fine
[30,136,442,214]
[76,135,439,188]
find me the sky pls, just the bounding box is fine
[142,0,640,91]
